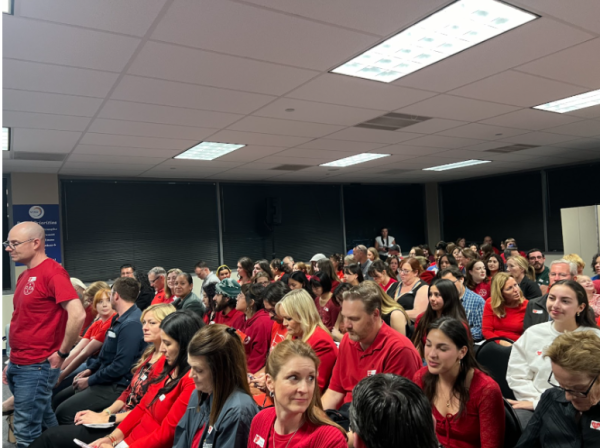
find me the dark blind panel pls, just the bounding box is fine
[343,184,426,253]
[546,161,600,252]
[62,180,219,282]
[440,171,544,251]
[3,177,10,290]
[221,183,343,265]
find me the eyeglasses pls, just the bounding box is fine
[547,371,598,398]
[399,269,414,275]
[2,238,35,250]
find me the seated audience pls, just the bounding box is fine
[452,247,464,269]
[461,248,479,268]
[253,259,274,281]
[201,283,217,325]
[237,257,254,285]
[466,260,491,300]
[213,279,245,329]
[456,237,467,248]
[342,263,363,286]
[276,289,338,392]
[165,268,183,303]
[263,282,291,351]
[133,269,154,311]
[52,278,146,425]
[310,253,328,274]
[421,244,435,263]
[507,280,600,427]
[248,340,347,448]
[486,253,504,279]
[367,247,379,262]
[331,283,352,342]
[288,271,314,298]
[253,271,271,287]
[329,253,345,281]
[343,255,355,268]
[527,249,550,294]
[172,272,205,317]
[237,284,272,374]
[577,275,600,318]
[317,258,342,291]
[482,273,528,344]
[70,278,93,338]
[563,253,586,275]
[387,254,401,280]
[514,331,600,448]
[393,257,429,320]
[480,243,495,263]
[592,252,600,281]
[437,253,458,273]
[148,267,167,305]
[293,261,309,275]
[216,264,232,280]
[440,267,485,341]
[415,256,436,285]
[349,374,438,448]
[482,236,500,254]
[368,259,398,296]
[362,281,410,337]
[412,279,469,357]
[270,259,284,281]
[321,283,421,410]
[507,255,543,300]
[173,324,259,448]
[311,272,340,332]
[414,317,504,448]
[408,246,424,258]
[353,245,373,281]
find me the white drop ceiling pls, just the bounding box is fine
[3,0,600,183]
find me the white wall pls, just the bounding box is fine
[561,205,600,277]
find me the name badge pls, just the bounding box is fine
[253,435,265,447]
[159,394,166,401]
[591,421,600,430]
[107,331,116,338]
[140,374,147,381]
[532,309,543,314]
[367,370,377,376]
[208,426,213,434]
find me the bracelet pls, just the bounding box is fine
[103,409,112,416]
[108,434,116,446]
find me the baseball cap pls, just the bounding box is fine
[310,253,327,262]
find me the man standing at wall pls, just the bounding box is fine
[353,245,373,281]
[194,261,219,288]
[3,221,85,447]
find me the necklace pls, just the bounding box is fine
[273,421,303,448]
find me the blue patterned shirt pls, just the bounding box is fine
[461,288,485,341]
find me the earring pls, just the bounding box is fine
[577,312,581,317]
[269,390,274,398]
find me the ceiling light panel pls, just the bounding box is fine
[2,128,10,151]
[533,88,600,114]
[331,0,537,83]
[175,141,245,160]
[320,153,390,167]
[423,159,491,171]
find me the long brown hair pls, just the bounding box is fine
[266,340,346,438]
[188,324,251,426]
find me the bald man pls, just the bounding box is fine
[3,221,85,447]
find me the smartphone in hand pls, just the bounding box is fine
[73,439,93,448]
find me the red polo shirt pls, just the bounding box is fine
[213,307,245,329]
[314,296,340,332]
[328,322,421,406]
[270,321,287,351]
[240,309,273,374]
[150,289,166,305]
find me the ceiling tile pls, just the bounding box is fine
[253,98,385,126]
[66,154,167,165]
[4,17,140,72]
[215,146,287,163]
[128,41,318,96]
[151,0,378,70]
[543,120,600,138]
[4,59,119,97]
[3,111,91,132]
[110,76,275,114]
[564,104,600,120]
[548,138,600,150]
[88,118,217,140]
[510,0,600,34]
[79,133,198,150]
[380,144,450,156]
[286,73,436,111]
[3,89,103,117]
[324,128,421,144]
[227,116,344,138]
[273,148,358,160]
[204,130,311,148]
[480,108,584,130]
[396,95,519,121]
[296,139,386,152]
[12,128,81,153]
[400,118,469,134]
[72,144,181,158]
[436,123,529,140]
[19,0,168,36]
[500,132,579,146]
[402,135,487,149]
[449,71,587,107]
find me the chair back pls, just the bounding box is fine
[475,337,516,400]
[503,398,522,448]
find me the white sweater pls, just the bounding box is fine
[506,322,600,408]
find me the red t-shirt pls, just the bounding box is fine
[83,313,115,344]
[212,308,245,329]
[150,289,166,305]
[473,281,491,300]
[481,298,528,342]
[270,321,287,351]
[240,309,274,374]
[304,326,338,392]
[191,424,206,448]
[81,305,96,336]
[328,322,421,406]
[314,296,340,332]
[381,278,398,293]
[10,258,79,365]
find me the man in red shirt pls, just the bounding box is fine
[321,283,421,410]
[148,266,167,305]
[3,221,85,447]
[212,278,245,329]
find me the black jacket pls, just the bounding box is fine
[523,294,548,330]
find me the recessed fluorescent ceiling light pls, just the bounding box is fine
[2,128,10,151]
[175,141,245,160]
[2,0,12,14]
[423,159,491,171]
[331,0,537,83]
[533,88,600,114]
[320,153,390,167]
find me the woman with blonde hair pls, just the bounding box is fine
[507,255,542,300]
[482,273,528,345]
[563,253,585,275]
[165,268,183,302]
[367,247,379,262]
[576,275,600,318]
[248,340,347,448]
[276,289,338,392]
[359,281,410,336]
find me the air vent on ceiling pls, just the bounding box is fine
[378,169,412,175]
[270,164,311,171]
[355,112,431,131]
[13,152,66,162]
[486,144,537,154]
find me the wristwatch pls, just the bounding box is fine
[57,350,69,359]
[108,414,117,423]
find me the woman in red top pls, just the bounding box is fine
[482,273,528,344]
[317,259,342,293]
[202,283,217,326]
[414,317,504,448]
[368,259,398,296]
[90,311,204,448]
[310,272,339,332]
[329,253,345,282]
[465,260,491,300]
[248,340,347,448]
[276,289,338,393]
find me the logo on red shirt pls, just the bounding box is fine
[591,421,600,430]
[253,434,265,447]
[367,370,377,376]
[24,277,37,295]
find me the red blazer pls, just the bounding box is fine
[247,407,346,448]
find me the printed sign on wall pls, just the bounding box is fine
[12,204,62,265]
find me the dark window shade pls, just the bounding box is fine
[3,177,10,290]
[62,180,219,282]
[220,183,343,266]
[546,161,600,252]
[440,171,544,251]
[343,184,426,253]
